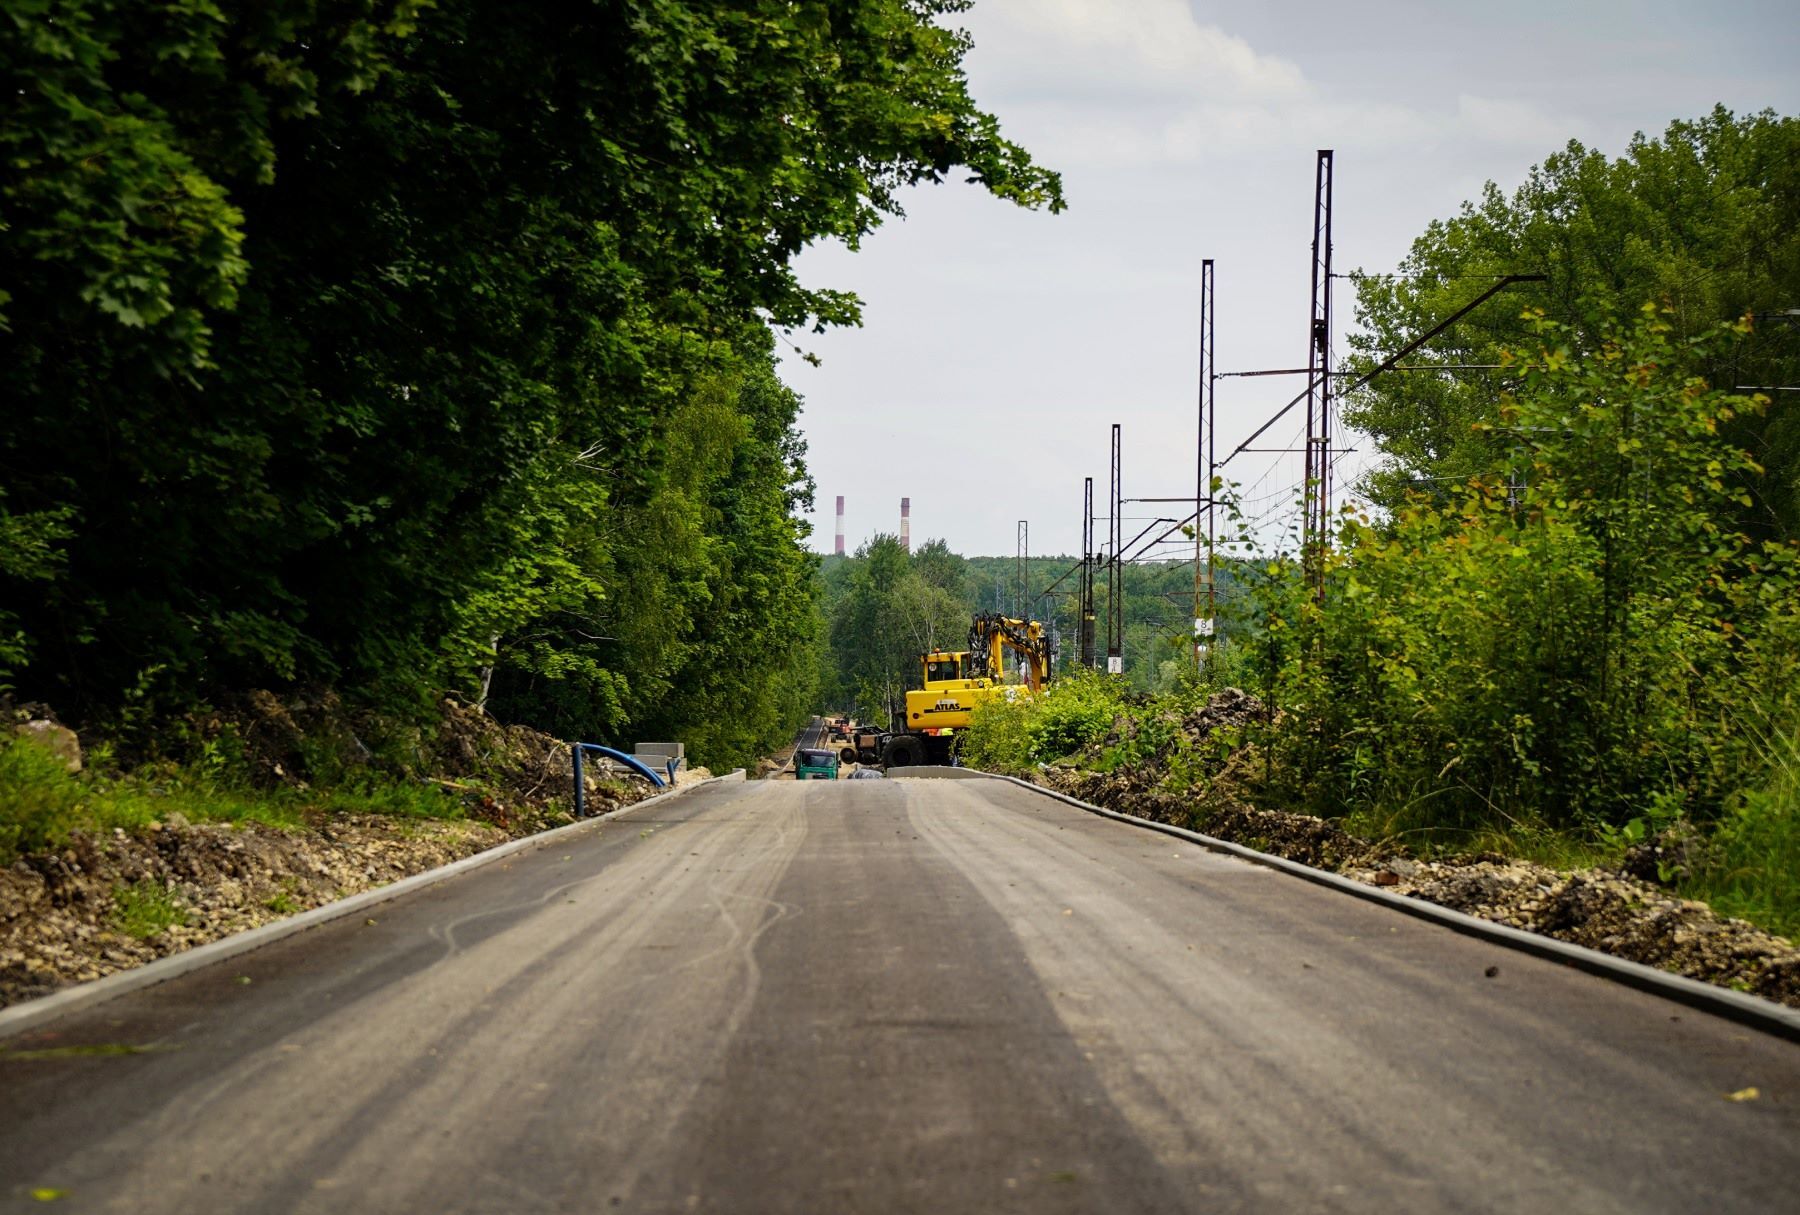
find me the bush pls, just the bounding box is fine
[961,694,1033,773]
[1025,678,1122,763]
[0,735,90,861]
[961,671,1130,772]
[1242,309,1798,848]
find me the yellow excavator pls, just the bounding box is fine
[881,613,1051,767]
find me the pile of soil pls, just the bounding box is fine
[0,816,505,1005]
[1,696,656,1009]
[1028,689,1800,1010]
[1344,857,1800,1007]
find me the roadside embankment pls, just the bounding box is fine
[997,690,1800,1010]
[1,697,654,1008]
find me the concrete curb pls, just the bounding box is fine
[0,768,746,1043]
[977,770,1800,1044]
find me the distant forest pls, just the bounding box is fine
[818,539,1240,720]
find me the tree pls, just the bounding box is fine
[1253,309,1794,834]
[1346,107,1800,535]
[0,0,1063,755]
[824,535,966,722]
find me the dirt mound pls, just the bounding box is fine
[0,816,505,1005]
[0,696,661,1009]
[1350,858,1800,1007]
[1178,686,1265,742]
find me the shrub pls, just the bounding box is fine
[963,670,1128,771]
[1242,308,1796,843]
[0,735,89,860]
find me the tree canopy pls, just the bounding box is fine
[1346,107,1800,534]
[0,0,1062,767]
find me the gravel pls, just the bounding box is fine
[1,698,657,1009]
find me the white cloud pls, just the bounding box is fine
[959,4,1585,169]
[965,0,1308,102]
[1455,94,1582,148]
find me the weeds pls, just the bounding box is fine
[0,734,464,865]
[112,880,186,939]
[264,879,302,916]
[1681,707,1800,938]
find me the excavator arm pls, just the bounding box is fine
[966,613,1051,692]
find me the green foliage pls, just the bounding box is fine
[962,671,1128,772]
[0,735,90,861]
[0,490,74,681]
[0,732,469,864]
[1026,674,1125,763]
[111,879,187,940]
[1234,109,1800,937]
[313,778,463,821]
[821,535,972,722]
[1677,608,1800,937]
[1242,310,1799,862]
[1690,758,1800,940]
[959,694,1032,773]
[0,1,1060,761]
[1346,107,1800,535]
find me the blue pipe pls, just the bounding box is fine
[572,742,666,817]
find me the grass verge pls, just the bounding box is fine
[0,735,464,865]
[111,880,187,939]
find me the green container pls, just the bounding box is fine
[794,748,839,780]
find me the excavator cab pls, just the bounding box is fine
[922,653,969,687]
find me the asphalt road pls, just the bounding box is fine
[4,776,1798,1213]
[770,716,826,778]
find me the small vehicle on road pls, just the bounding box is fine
[795,748,840,780]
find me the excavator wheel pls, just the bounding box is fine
[838,746,858,766]
[881,735,925,768]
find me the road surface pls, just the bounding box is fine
[3,775,1797,1213]
[769,716,827,779]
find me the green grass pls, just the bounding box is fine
[111,880,186,939]
[312,778,464,820]
[0,735,464,864]
[1681,723,1800,940]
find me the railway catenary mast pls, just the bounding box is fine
[1107,423,1122,674]
[1303,149,1334,600]
[1080,478,1096,669]
[1195,257,1216,669]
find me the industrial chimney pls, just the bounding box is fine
[834,496,845,556]
[900,497,911,553]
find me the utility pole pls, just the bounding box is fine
[1303,149,1334,600]
[1108,423,1123,674]
[1015,520,1029,619]
[1080,478,1096,669]
[1195,257,1216,672]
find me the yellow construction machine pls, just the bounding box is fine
[881,613,1051,767]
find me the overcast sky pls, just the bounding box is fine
[781,0,1800,560]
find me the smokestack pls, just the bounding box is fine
[900,497,911,553]
[834,496,845,556]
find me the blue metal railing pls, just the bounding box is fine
[571,743,679,816]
